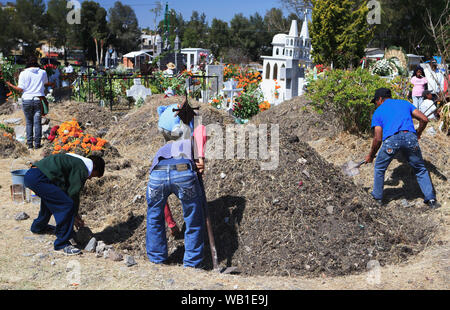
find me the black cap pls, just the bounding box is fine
[371,88,392,103]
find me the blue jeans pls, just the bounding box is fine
[24,168,76,250]
[146,164,205,268]
[22,99,42,147]
[412,96,423,110]
[372,131,435,202]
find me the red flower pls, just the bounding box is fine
[90,137,97,145]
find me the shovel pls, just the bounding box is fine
[196,172,239,274]
[342,159,367,177]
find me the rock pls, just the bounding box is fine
[302,169,310,179]
[427,127,436,136]
[272,198,280,205]
[288,136,300,143]
[35,253,48,259]
[401,199,409,208]
[167,279,175,285]
[22,253,34,257]
[124,255,137,267]
[104,249,123,262]
[96,241,106,254]
[15,212,30,221]
[133,195,143,203]
[366,260,380,271]
[220,172,227,179]
[84,237,97,252]
[4,118,22,125]
[326,205,334,215]
[297,157,307,164]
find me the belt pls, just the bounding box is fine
[394,130,409,135]
[153,164,192,172]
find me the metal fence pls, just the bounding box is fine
[71,72,220,110]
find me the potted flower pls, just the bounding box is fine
[232,89,263,123]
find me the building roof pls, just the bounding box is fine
[123,50,151,58]
[272,34,287,45]
[300,19,309,39]
[289,20,299,37]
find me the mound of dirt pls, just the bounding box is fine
[74,96,438,278]
[47,100,117,138]
[252,96,343,141]
[0,102,15,116]
[0,134,29,159]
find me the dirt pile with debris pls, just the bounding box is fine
[47,96,438,277]
[0,133,29,159]
[252,96,343,141]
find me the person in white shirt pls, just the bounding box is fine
[63,62,74,74]
[6,56,54,149]
[49,64,61,89]
[427,62,445,101]
[421,90,437,120]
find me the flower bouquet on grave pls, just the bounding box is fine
[43,64,57,77]
[198,52,208,72]
[258,100,270,112]
[49,119,108,156]
[232,89,263,120]
[209,94,225,109]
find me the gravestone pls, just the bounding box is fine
[126,79,152,103]
[206,64,224,97]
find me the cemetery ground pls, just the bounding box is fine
[0,95,449,290]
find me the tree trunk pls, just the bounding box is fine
[94,38,99,67]
[100,39,104,67]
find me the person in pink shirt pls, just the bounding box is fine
[410,66,428,109]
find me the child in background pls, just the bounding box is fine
[410,66,428,109]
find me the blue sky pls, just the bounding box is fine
[75,0,286,29]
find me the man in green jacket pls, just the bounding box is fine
[24,153,105,255]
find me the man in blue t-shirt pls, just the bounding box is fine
[365,88,438,208]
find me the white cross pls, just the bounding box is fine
[126,79,152,103]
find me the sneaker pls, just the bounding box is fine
[55,245,82,256]
[373,199,384,206]
[34,145,42,150]
[427,199,440,209]
[27,145,34,150]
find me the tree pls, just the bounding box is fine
[229,13,252,61]
[279,0,313,19]
[310,0,374,69]
[15,0,47,56]
[72,1,109,65]
[264,8,289,34]
[0,7,18,55]
[47,0,72,61]
[208,18,230,59]
[371,0,448,57]
[108,1,141,54]
[183,11,208,48]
